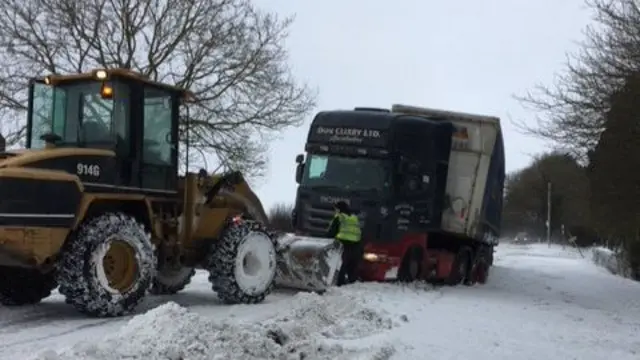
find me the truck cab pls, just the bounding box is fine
[293,105,505,285]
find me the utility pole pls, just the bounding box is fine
[547,181,552,247]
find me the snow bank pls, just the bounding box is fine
[32,289,398,360]
[591,246,629,276]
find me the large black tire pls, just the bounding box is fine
[0,266,57,306]
[207,220,277,304]
[398,248,422,282]
[56,213,157,317]
[446,248,471,285]
[149,267,195,295]
[488,246,495,266]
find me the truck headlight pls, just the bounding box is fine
[363,252,389,262]
[363,253,378,261]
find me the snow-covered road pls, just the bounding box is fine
[2,243,640,360]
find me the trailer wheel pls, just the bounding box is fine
[446,248,471,285]
[476,259,490,284]
[0,267,57,306]
[56,213,156,317]
[207,220,277,304]
[488,247,495,266]
[149,267,195,295]
[398,248,422,282]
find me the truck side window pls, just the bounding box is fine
[399,169,429,195]
[404,175,420,192]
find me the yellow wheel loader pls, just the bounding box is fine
[0,69,340,317]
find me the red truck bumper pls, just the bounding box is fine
[358,247,459,282]
[358,247,403,282]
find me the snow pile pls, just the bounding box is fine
[592,246,629,276]
[32,290,398,360]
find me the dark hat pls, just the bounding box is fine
[334,200,350,213]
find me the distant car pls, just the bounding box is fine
[514,233,529,244]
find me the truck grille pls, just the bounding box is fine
[302,202,335,236]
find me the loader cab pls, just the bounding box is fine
[25,69,192,193]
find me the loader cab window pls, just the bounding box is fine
[79,91,114,144]
[142,87,174,166]
[29,83,67,149]
[27,81,121,150]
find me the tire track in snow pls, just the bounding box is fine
[0,319,115,349]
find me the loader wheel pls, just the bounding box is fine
[56,213,156,317]
[207,220,277,304]
[149,267,195,295]
[0,266,57,306]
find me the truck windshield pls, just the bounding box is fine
[302,154,390,192]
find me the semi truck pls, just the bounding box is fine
[290,104,505,285]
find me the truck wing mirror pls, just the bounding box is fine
[295,154,304,164]
[295,163,304,184]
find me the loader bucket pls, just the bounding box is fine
[274,234,343,292]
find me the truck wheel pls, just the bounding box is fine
[207,220,277,304]
[149,267,195,295]
[0,266,56,306]
[476,260,490,284]
[398,248,422,282]
[446,249,470,285]
[56,213,156,317]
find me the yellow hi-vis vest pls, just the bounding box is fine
[334,213,362,242]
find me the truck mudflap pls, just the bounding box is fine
[274,234,343,292]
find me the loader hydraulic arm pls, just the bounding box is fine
[194,169,269,225]
[199,170,244,205]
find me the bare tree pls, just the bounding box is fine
[502,152,592,243]
[588,74,640,253]
[0,0,316,178]
[514,0,640,160]
[268,202,294,233]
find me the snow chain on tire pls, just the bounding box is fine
[207,219,277,304]
[149,267,196,295]
[56,213,157,317]
[0,266,57,306]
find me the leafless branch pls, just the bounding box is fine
[514,0,640,159]
[0,0,316,178]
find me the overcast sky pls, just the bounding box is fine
[251,0,592,210]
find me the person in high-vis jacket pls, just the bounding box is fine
[326,201,363,286]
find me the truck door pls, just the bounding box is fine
[393,119,441,230]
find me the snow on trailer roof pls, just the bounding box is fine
[391,104,500,125]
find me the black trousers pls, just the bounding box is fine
[337,240,363,286]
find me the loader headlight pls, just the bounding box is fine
[95,69,108,80]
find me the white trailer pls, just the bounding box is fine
[390,104,504,245]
